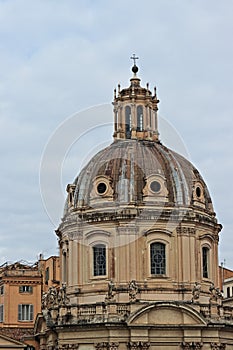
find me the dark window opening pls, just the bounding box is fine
[19,285,33,293]
[97,182,107,194]
[149,108,152,127]
[69,192,73,204]
[150,242,166,275]
[196,186,201,198]
[0,305,3,322]
[137,106,143,131]
[93,244,106,276]
[202,247,209,278]
[150,181,161,193]
[45,267,49,284]
[125,106,131,138]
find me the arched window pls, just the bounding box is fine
[202,246,209,278]
[93,244,106,276]
[150,242,166,275]
[149,108,152,128]
[137,105,143,131]
[125,106,131,138]
[62,251,67,283]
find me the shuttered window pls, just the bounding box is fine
[19,285,33,293]
[18,304,33,321]
[0,305,3,322]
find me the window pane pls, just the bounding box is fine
[150,243,166,275]
[0,305,3,322]
[125,106,131,138]
[45,267,49,284]
[18,304,22,321]
[18,304,33,321]
[19,285,33,293]
[93,244,106,276]
[202,247,209,278]
[137,106,143,131]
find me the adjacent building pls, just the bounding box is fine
[0,256,60,349]
[0,261,41,348]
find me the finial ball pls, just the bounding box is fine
[132,65,138,74]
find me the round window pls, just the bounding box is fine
[97,182,107,195]
[196,186,201,198]
[96,254,106,265]
[150,180,161,193]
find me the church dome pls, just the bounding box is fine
[64,139,214,215]
[57,59,221,311]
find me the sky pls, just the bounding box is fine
[0,0,233,269]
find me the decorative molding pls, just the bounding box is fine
[176,226,196,235]
[210,344,226,350]
[127,342,150,350]
[2,279,41,285]
[95,343,119,350]
[60,344,79,350]
[181,343,202,349]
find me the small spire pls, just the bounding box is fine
[130,54,139,75]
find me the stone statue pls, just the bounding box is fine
[105,280,115,302]
[209,282,223,303]
[128,280,138,302]
[191,282,201,302]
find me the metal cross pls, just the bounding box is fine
[130,54,139,65]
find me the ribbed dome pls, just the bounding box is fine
[64,139,214,216]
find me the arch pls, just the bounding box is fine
[144,229,172,238]
[85,230,111,240]
[200,233,215,243]
[127,302,207,326]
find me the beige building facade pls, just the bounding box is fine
[35,62,233,349]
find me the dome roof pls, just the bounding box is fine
[64,139,214,216]
[63,64,215,218]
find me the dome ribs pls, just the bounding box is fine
[67,139,213,215]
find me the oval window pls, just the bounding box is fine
[97,182,107,194]
[196,186,201,198]
[150,181,161,193]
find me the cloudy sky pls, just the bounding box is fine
[0,0,233,269]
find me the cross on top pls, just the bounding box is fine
[130,54,139,66]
